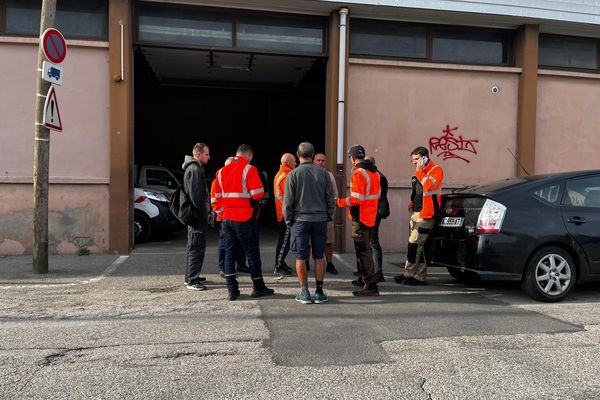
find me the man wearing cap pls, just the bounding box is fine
[337,145,381,296]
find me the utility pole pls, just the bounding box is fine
[33,0,57,274]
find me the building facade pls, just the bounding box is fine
[1,0,600,255]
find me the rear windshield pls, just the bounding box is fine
[458,177,529,194]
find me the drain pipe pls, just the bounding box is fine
[336,7,348,164]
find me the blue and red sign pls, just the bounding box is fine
[41,28,67,64]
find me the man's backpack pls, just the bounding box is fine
[169,184,197,226]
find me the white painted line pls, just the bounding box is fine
[81,255,128,284]
[0,255,128,289]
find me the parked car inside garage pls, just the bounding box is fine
[133,187,181,244]
[426,170,600,302]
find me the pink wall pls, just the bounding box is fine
[345,60,519,252]
[536,74,600,174]
[0,41,110,254]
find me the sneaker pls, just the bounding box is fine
[374,272,385,282]
[394,275,410,284]
[352,288,380,297]
[236,265,251,274]
[184,277,206,285]
[295,291,313,304]
[313,291,328,304]
[274,265,292,276]
[228,289,240,301]
[251,286,275,298]
[326,262,338,275]
[186,282,206,291]
[403,277,427,286]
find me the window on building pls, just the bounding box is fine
[236,14,324,54]
[350,18,513,66]
[350,19,427,59]
[3,0,108,39]
[539,35,598,70]
[137,3,232,47]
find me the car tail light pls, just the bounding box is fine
[134,195,147,204]
[476,199,507,233]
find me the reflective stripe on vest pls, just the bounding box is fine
[274,172,287,201]
[218,162,262,199]
[356,168,381,200]
[423,189,442,196]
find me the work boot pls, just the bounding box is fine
[374,272,385,282]
[352,286,380,297]
[394,275,410,284]
[352,278,364,287]
[274,265,292,276]
[403,277,427,286]
[251,278,275,298]
[228,289,240,301]
[326,262,338,275]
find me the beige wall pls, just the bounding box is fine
[345,60,519,252]
[536,73,600,174]
[0,40,110,254]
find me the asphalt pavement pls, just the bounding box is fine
[1,227,599,399]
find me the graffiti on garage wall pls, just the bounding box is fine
[429,124,479,163]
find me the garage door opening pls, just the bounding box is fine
[133,47,327,245]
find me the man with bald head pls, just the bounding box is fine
[274,153,297,276]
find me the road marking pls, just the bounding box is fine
[0,255,128,289]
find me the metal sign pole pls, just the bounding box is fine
[33,0,57,274]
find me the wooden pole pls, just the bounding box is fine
[33,0,57,274]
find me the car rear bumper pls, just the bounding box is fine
[426,234,523,281]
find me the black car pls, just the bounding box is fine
[426,170,600,301]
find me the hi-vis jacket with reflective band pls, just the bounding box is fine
[337,163,381,227]
[213,156,264,222]
[210,177,223,222]
[274,165,292,222]
[414,160,444,219]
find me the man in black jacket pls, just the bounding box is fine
[182,142,210,291]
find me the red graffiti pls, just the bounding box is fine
[429,125,479,163]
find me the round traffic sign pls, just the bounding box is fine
[41,28,67,64]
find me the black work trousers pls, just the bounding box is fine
[275,220,291,267]
[352,220,376,288]
[370,216,383,274]
[222,218,263,291]
[185,225,206,284]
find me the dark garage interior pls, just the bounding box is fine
[133,46,327,236]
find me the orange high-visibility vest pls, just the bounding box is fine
[213,156,264,222]
[415,160,444,219]
[273,165,292,222]
[210,178,223,222]
[337,164,381,227]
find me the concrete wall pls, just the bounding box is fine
[345,59,519,252]
[536,72,600,174]
[0,40,110,255]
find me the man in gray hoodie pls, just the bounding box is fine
[283,142,335,304]
[182,143,210,291]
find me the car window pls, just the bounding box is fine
[564,176,600,208]
[533,184,562,204]
[147,169,172,186]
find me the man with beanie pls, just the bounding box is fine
[337,145,381,296]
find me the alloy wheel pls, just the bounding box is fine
[535,253,571,296]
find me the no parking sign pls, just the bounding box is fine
[41,28,67,64]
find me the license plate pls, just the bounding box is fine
[439,217,464,227]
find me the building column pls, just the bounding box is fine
[515,24,539,176]
[108,0,133,253]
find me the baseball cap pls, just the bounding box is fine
[347,144,366,159]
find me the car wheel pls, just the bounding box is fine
[134,212,151,244]
[446,267,479,283]
[522,246,576,302]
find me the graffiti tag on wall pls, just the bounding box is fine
[429,125,479,163]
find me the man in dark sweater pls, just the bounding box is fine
[283,142,335,304]
[182,142,210,291]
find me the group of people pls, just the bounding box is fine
[179,141,444,303]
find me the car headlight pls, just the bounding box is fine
[143,190,169,203]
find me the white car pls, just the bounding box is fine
[133,187,181,243]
